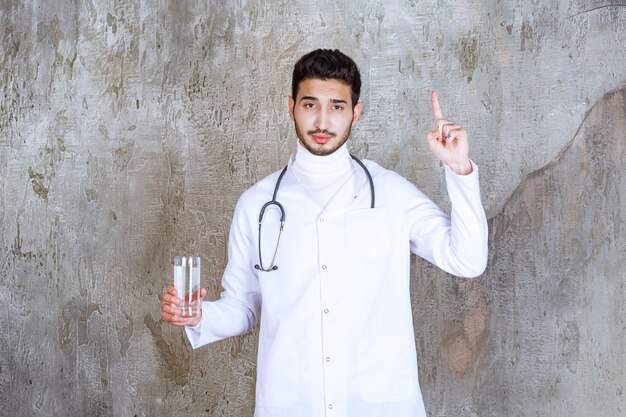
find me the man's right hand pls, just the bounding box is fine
[160,284,206,327]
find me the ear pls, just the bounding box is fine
[352,101,363,126]
[288,96,295,120]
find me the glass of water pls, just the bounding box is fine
[173,256,201,317]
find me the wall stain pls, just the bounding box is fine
[229,332,259,360]
[442,282,489,375]
[26,109,68,200]
[559,321,580,373]
[99,343,110,389]
[520,18,543,53]
[143,314,190,386]
[64,44,78,80]
[28,166,49,199]
[106,12,118,34]
[59,297,103,357]
[12,221,35,260]
[85,153,99,202]
[116,310,134,358]
[456,30,480,83]
[112,139,135,172]
[35,15,68,93]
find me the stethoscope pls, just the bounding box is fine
[254,155,375,272]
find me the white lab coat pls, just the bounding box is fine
[186,157,488,417]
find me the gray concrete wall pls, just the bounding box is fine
[1,1,624,416]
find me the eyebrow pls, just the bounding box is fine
[299,96,348,104]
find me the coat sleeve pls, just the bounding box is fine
[406,161,488,278]
[185,191,262,349]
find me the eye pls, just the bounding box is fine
[304,102,316,109]
[333,105,344,111]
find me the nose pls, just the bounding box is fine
[315,107,330,131]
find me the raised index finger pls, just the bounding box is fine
[431,90,444,122]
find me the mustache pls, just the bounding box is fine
[307,129,336,137]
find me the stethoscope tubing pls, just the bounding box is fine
[350,155,375,209]
[254,166,288,271]
[254,155,374,272]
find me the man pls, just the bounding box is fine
[161,49,488,417]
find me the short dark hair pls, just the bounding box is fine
[291,49,361,108]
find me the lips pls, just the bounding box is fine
[307,129,336,145]
[312,134,332,144]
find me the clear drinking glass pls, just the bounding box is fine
[173,256,201,317]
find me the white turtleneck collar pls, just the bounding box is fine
[291,140,355,207]
[292,140,353,178]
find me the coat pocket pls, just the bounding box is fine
[256,341,299,408]
[357,336,416,403]
[346,208,391,260]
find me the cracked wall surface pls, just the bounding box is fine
[1,1,625,416]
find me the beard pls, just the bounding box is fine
[294,120,352,156]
